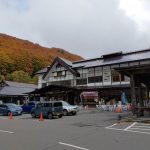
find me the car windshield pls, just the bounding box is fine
[62,101,71,106]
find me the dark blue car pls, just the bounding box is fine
[0,103,22,116]
[22,101,38,113]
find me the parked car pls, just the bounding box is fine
[22,101,38,113]
[60,101,79,116]
[0,103,22,116]
[31,101,63,119]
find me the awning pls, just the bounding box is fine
[80,91,98,98]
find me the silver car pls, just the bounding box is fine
[60,101,79,116]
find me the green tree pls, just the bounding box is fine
[5,73,13,81]
[11,70,32,83]
[0,75,5,82]
[32,58,42,74]
[0,53,14,75]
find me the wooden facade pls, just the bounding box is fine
[34,49,150,109]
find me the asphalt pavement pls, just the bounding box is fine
[0,109,150,150]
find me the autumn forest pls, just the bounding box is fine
[0,33,83,84]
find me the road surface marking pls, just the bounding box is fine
[0,130,14,134]
[106,127,150,135]
[126,129,150,135]
[124,122,137,131]
[59,142,90,150]
[105,123,117,129]
[105,122,150,135]
[131,128,150,131]
[134,125,150,128]
[106,128,124,131]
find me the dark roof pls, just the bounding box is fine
[0,81,37,96]
[37,48,150,75]
[29,84,130,95]
[72,49,150,68]
[101,51,122,59]
[29,84,76,94]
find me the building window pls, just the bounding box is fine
[88,68,94,77]
[88,77,95,83]
[76,79,87,85]
[53,71,66,78]
[112,70,120,82]
[88,67,102,83]
[121,74,125,81]
[51,80,71,86]
[57,71,63,77]
[95,76,103,82]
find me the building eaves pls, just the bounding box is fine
[72,48,150,68]
[0,81,37,96]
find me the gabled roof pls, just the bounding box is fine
[0,81,37,96]
[43,57,80,79]
[37,48,150,76]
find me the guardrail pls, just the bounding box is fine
[96,104,132,112]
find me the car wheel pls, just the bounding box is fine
[58,114,62,118]
[63,109,68,116]
[72,112,77,115]
[31,112,36,118]
[48,113,53,119]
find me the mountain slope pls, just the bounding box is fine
[0,33,83,75]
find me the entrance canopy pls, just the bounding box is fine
[80,91,98,98]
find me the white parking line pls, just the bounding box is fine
[131,128,150,131]
[124,122,137,131]
[134,125,150,128]
[0,130,14,134]
[105,123,117,129]
[105,122,150,135]
[59,142,90,150]
[126,129,150,135]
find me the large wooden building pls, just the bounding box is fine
[33,49,150,108]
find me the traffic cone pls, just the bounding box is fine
[39,112,43,121]
[116,106,121,113]
[10,112,13,120]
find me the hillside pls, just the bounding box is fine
[0,33,83,83]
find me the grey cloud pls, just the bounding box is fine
[0,0,150,58]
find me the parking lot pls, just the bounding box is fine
[0,109,150,150]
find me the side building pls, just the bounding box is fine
[0,80,37,104]
[33,49,150,106]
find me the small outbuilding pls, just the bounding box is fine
[0,80,37,104]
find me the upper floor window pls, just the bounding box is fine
[88,67,103,83]
[57,71,66,77]
[111,70,120,82]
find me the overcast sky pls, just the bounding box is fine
[0,0,150,59]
